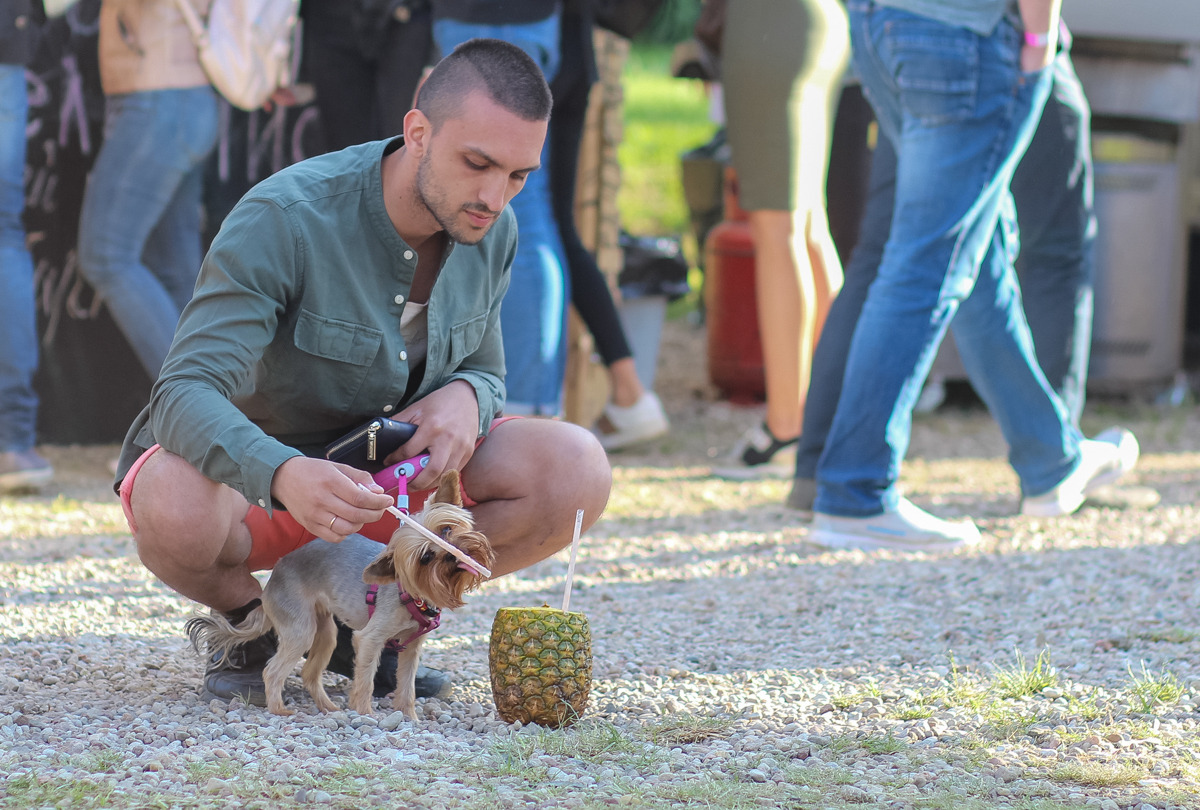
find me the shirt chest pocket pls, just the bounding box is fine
[292,309,384,406]
[447,312,488,368]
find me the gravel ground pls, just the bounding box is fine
[3,319,1200,810]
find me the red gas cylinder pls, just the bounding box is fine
[704,168,765,401]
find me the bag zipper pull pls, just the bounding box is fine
[367,420,380,461]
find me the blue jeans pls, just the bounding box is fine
[796,51,1096,479]
[433,16,569,415]
[815,4,1080,516]
[77,87,218,380]
[0,65,39,452]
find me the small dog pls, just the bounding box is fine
[186,470,495,717]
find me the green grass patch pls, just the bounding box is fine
[1051,760,1147,788]
[1126,661,1186,713]
[992,649,1058,699]
[618,43,718,241]
[0,773,119,809]
[653,775,787,809]
[1135,627,1199,644]
[641,714,734,746]
[891,706,935,720]
[861,733,907,756]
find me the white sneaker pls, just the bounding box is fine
[594,392,669,452]
[1021,427,1139,517]
[811,497,981,551]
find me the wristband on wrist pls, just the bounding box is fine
[1023,30,1050,47]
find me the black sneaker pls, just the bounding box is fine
[326,620,452,699]
[711,422,799,480]
[201,631,277,707]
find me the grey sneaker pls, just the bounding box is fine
[811,497,981,552]
[1021,427,1140,517]
[0,449,54,493]
[785,477,816,514]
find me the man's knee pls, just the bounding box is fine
[129,452,246,572]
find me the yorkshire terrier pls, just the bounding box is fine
[186,470,495,717]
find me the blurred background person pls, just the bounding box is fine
[432,0,571,416]
[0,0,52,492]
[76,0,218,381]
[789,37,1097,511]
[300,0,434,152]
[710,0,849,479]
[552,0,668,450]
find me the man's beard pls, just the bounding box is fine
[415,151,495,246]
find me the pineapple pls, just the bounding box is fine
[489,605,592,728]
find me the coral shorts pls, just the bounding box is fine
[119,416,518,572]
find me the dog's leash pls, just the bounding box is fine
[366,453,446,653]
[369,453,493,578]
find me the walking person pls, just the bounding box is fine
[809,0,1138,550]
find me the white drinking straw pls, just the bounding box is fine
[561,509,584,613]
[385,505,493,579]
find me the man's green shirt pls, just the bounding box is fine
[116,138,515,512]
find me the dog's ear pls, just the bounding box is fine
[433,469,463,507]
[362,546,398,584]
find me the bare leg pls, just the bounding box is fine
[748,208,813,443]
[804,206,844,343]
[607,357,645,409]
[461,419,611,577]
[129,448,261,612]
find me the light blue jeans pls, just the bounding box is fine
[0,65,39,452]
[77,87,218,380]
[433,15,569,415]
[815,4,1081,516]
[796,50,1096,480]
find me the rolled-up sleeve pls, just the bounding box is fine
[148,200,303,510]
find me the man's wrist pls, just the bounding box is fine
[1023,30,1050,48]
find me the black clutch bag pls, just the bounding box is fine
[324,418,418,473]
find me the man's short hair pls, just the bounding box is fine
[416,38,553,128]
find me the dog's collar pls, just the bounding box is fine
[365,584,441,652]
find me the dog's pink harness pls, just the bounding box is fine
[365,453,442,652]
[366,584,441,652]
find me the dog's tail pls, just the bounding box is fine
[184,606,273,667]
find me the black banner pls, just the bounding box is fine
[25,0,320,444]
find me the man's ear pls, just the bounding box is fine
[403,108,432,156]
[363,547,398,584]
[433,469,463,507]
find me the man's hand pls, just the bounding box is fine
[389,380,482,490]
[271,456,395,541]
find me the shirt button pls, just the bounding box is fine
[382,405,393,412]
[394,294,405,305]
[257,498,266,507]
[403,250,414,260]
[399,350,408,361]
